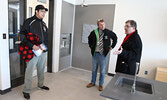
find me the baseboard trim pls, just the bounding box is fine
[0,88,11,95]
[108,73,115,76]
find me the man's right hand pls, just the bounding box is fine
[32,45,40,51]
[113,47,123,55]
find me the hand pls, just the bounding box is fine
[118,47,123,54]
[113,47,123,55]
[32,45,40,51]
[113,50,119,55]
[40,44,44,50]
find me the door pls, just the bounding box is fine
[8,0,26,88]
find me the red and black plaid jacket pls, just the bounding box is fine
[18,32,41,62]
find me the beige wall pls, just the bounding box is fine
[26,0,49,26]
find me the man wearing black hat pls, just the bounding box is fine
[20,5,49,99]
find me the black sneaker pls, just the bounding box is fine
[23,92,30,99]
[39,86,49,90]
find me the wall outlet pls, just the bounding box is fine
[144,71,148,75]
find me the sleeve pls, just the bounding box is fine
[110,31,117,48]
[20,20,34,48]
[88,31,93,48]
[43,23,48,48]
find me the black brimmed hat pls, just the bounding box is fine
[35,5,48,11]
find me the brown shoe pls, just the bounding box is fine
[87,83,95,88]
[99,85,103,91]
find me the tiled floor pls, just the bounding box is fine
[0,67,112,100]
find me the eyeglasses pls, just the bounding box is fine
[40,10,46,13]
[124,25,132,28]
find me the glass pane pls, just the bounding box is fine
[8,0,26,87]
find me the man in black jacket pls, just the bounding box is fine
[114,20,142,75]
[20,5,49,99]
[87,19,117,91]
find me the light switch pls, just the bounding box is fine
[3,33,6,39]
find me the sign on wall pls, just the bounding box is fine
[37,0,46,3]
[82,24,97,43]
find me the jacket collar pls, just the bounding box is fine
[97,28,107,33]
[33,15,43,21]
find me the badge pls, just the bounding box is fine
[104,36,108,39]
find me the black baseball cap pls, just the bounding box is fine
[35,5,48,11]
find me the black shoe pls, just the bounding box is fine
[23,92,30,99]
[39,86,49,90]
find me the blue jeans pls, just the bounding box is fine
[91,52,108,86]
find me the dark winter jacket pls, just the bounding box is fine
[115,30,142,75]
[88,28,117,56]
[20,15,48,49]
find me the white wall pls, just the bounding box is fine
[52,0,62,72]
[75,0,167,79]
[63,0,76,5]
[0,0,11,91]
